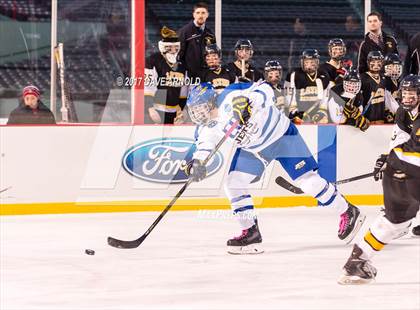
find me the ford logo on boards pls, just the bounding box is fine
[122,138,224,183]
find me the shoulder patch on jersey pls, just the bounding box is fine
[208,120,218,128]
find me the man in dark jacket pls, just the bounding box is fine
[7,85,56,124]
[357,12,398,74]
[177,2,216,79]
[404,32,420,75]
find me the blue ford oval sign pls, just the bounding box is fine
[122,138,224,183]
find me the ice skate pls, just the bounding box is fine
[338,244,377,285]
[227,221,263,255]
[412,225,420,237]
[338,203,366,244]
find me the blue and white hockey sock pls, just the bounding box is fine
[295,171,348,214]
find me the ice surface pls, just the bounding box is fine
[1,206,419,310]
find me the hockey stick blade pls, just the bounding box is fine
[107,235,146,249]
[275,176,304,194]
[276,172,375,195]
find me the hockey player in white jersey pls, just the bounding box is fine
[185,82,366,254]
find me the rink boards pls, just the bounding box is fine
[0,124,392,215]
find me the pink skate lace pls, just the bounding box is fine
[234,229,248,240]
[339,212,349,234]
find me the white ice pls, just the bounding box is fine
[1,206,419,310]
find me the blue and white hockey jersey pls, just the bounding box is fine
[193,81,292,161]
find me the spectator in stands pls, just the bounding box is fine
[344,15,361,64]
[404,32,420,75]
[7,85,56,125]
[178,2,216,80]
[357,12,398,74]
[287,18,310,73]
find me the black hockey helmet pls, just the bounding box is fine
[384,53,402,79]
[264,60,283,83]
[234,39,253,51]
[367,50,384,72]
[301,49,320,74]
[204,43,221,57]
[234,39,254,60]
[328,38,346,60]
[399,74,420,111]
[343,69,361,95]
[264,60,282,73]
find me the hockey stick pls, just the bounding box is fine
[0,186,12,194]
[107,120,240,249]
[275,172,375,195]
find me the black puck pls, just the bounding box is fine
[85,249,95,255]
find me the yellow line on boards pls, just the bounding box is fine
[0,195,383,216]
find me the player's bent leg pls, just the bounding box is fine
[224,169,264,255]
[338,215,411,285]
[294,170,366,243]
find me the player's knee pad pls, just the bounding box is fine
[368,215,412,245]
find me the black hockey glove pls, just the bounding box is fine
[355,115,370,132]
[288,110,305,124]
[343,102,361,119]
[384,109,395,124]
[232,95,251,125]
[373,154,388,181]
[311,109,328,123]
[184,159,207,182]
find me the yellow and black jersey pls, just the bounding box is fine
[384,77,400,100]
[319,61,345,86]
[388,107,420,178]
[287,68,329,114]
[328,83,364,124]
[226,61,264,82]
[144,52,188,112]
[360,72,386,122]
[200,66,236,94]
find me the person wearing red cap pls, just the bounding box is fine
[7,85,56,124]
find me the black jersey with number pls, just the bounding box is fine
[387,107,420,177]
[287,68,329,113]
[319,61,345,86]
[360,72,386,121]
[200,66,236,94]
[144,52,187,110]
[226,61,263,82]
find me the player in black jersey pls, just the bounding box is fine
[383,53,403,117]
[339,75,420,285]
[360,51,388,123]
[286,49,329,124]
[226,39,263,82]
[328,69,369,131]
[200,44,236,94]
[263,60,289,114]
[319,38,349,87]
[144,27,189,124]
